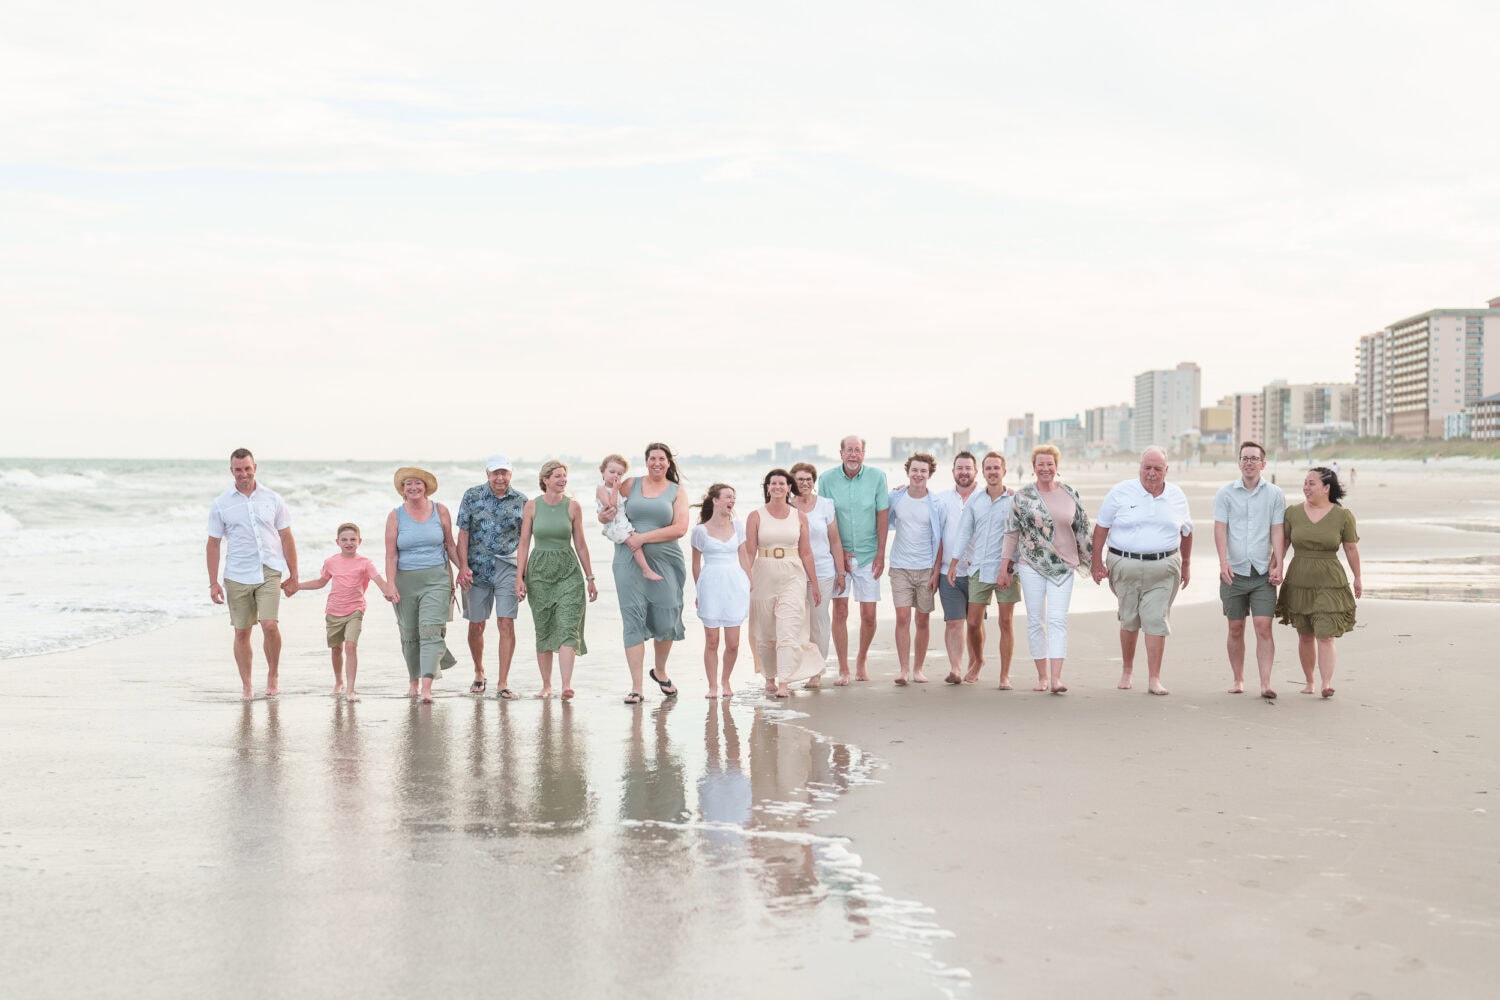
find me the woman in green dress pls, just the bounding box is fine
[515,460,598,700]
[1274,467,1362,698]
[598,442,690,705]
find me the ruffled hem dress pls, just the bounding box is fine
[1274,503,1358,639]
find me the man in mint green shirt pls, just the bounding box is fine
[821,435,889,683]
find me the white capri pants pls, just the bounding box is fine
[1018,564,1075,660]
[807,576,834,664]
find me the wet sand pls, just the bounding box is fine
[5,459,1499,998]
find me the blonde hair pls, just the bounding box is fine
[982,450,1007,469]
[599,453,628,475]
[1031,444,1061,466]
[538,460,569,491]
[335,522,360,538]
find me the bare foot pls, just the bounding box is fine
[855,663,869,682]
[346,691,361,703]
[1032,681,1049,692]
[774,683,791,698]
[1260,689,1276,700]
[894,674,909,686]
[913,671,929,684]
[420,693,434,704]
[835,672,851,687]
[1228,682,1245,694]
[805,676,822,689]
[642,568,665,582]
[1300,684,1316,694]
[705,689,719,700]
[1051,684,1068,694]
[1148,681,1170,696]
[240,688,254,702]
[1321,687,1335,699]
[407,683,420,698]
[535,688,553,700]
[765,682,777,695]
[722,686,733,698]
[332,683,345,697]
[943,673,962,685]
[963,670,981,684]
[264,685,280,698]
[997,681,1013,690]
[1117,671,1133,690]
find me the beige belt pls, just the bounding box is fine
[758,546,788,558]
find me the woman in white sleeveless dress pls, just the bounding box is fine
[691,484,750,699]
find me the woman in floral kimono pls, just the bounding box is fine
[997,446,1093,694]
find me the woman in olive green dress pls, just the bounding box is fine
[1274,467,1362,698]
[516,461,598,700]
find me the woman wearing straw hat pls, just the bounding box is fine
[385,466,460,703]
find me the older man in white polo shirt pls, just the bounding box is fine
[207,447,298,700]
[1213,440,1286,698]
[1090,446,1193,695]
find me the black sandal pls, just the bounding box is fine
[623,692,644,705]
[648,668,678,697]
[469,678,487,694]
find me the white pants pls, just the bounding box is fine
[807,576,834,662]
[1018,564,1074,660]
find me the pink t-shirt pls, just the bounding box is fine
[322,555,379,616]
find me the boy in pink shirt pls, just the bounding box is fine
[298,522,395,701]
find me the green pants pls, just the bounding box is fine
[393,566,457,680]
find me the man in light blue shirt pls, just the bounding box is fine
[821,435,888,683]
[1212,440,1286,699]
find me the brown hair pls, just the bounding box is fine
[1238,440,1266,460]
[230,447,254,462]
[983,450,1007,469]
[789,462,818,483]
[905,452,937,474]
[697,483,735,523]
[336,522,360,538]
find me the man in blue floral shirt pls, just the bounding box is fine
[456,454,527,698]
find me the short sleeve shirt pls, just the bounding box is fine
[1212,478,1287,576]
[207,484,292,585]
[1095,479,1192,555]
[820,464,889,563]
[322,555,379,616]
[456,484,527,586]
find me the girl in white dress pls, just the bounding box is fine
[691,484,751,699]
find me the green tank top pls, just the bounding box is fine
[532,496,574,551]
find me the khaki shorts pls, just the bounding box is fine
[969,571,1021,606]
[326,610,365,647]
[1107,551,1181,636]
[227,568,282,629]
[889,567,935,612]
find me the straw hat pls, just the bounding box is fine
[393,466,438,497]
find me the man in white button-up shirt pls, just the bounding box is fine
[1212,440,1286,699]
[1090,447,1193,695]
[207,448,299,700]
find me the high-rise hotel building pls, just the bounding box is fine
[1358,298,1500,439]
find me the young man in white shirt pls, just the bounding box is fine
[207,448,299,700]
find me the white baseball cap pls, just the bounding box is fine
[486,454,513,472]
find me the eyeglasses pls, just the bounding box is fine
[1238,456,1264,464]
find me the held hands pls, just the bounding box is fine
[281,579,299,597]
[1269,564,1283,586]
[1090,561,1108,585]
[457,568,473,589]
[209,582,225,605]
[382,586,398,603]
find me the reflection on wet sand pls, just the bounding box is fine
[528,700,592,835]
[398,703,454,853]
[229,700,285,865]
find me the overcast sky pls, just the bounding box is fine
[4,1,1498,461]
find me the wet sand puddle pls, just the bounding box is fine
[1362,553,1500,603]
[165,690,971,999]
